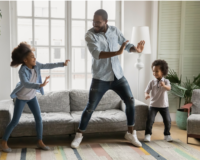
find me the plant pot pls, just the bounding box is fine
[176,109,188,130]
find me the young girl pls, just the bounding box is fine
[144,59,173,142]
[1,42,70,152]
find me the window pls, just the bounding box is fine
[12,1,121,91]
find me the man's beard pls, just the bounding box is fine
[94,24,106,33]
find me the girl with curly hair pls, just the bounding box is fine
[1,42,70,152]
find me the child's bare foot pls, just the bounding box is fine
[1,141,9,149]
[1,140,12,152]
[38,140,46,147]
[37,140,50,150]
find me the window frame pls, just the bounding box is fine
[10,1,123,91]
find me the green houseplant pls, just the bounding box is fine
[166,69,200,130]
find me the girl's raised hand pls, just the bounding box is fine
[64,60,70,66]
[40,76,50,88]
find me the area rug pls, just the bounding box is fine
[0,139,200,160]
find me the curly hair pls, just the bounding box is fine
[151,59,169,76]
[10,42,35,67]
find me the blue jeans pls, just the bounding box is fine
[79,76,135,131]
[3,97,43,141]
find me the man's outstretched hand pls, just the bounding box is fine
[130,40,145,53]
[116,40,129,55]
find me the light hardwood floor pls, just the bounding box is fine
[1,123,200,151]
[138,123,200,151]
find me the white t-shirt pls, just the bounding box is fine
[145,77,171,108]
[17,69,37,100]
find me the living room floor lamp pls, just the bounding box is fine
[131,26,151,100]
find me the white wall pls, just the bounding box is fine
[0,1,12,100]
[124,1,157,103]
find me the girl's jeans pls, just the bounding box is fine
[3,97,43,141]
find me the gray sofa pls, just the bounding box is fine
[187,89,200,144]
[0,90,148,138]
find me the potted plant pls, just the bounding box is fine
[166,69,200,130]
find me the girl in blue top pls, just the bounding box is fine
[1,42,70,152]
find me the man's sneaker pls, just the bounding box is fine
[164,135,173,142]
[71,132,83,148]
[125,130,142,147]
[144,134,151,142]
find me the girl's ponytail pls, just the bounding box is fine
[10,42,33,67]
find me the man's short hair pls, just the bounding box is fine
[94,9,108,21]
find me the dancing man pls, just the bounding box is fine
[71,9,145,148]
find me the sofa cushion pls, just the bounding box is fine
[23,90,70,113]
[191,89,200,114]
[11,112,74,137]
[71,109,127,133]
[70,90,121,111]
[187,114,200,135]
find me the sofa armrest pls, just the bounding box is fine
[120,99,148,111]
[191,89,200,114]
[0,99,14,137]
[120,99,149,131]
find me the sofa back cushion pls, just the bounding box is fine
[23,90,70,113]
[191,89,200,114]
[70,90,121,111]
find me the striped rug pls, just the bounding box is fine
[0,139,200,160]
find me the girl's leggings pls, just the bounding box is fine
[2,96,43,141]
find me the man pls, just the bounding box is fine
[71,9,145,148]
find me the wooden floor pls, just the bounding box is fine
[1,123,200,151]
